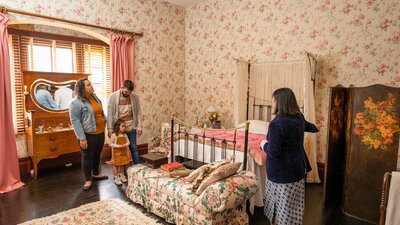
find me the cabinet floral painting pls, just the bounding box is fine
[353,93,400,150]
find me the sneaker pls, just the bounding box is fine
[119,174,128,183]
[114,176,122,186]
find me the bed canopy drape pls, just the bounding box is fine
[234,53,320,183]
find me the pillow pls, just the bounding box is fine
[236,120,269,134]
[190,166,213,191]
[186,164,210,182]
[185,156,235,182]
[195,162,242,195]
[189,160,231,190]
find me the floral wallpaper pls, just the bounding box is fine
[4,0,400,165]
[2,0,186,157]
[184,0,400,163]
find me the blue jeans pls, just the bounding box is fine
[126,130,140,165]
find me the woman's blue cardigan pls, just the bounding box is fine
[262,115,319,183]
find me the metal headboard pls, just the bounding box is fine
[249,102,305,122]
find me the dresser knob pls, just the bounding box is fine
[49,136,56,141]
[50,147,57,152]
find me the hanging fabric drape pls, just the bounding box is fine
[249,60,305,121]
[110,32,135,92]
[0,13,24,194]
[234,54,320,183]
[234,61,249,125]
[302,53,320,183]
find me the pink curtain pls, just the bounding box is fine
[110,32,135,92]
[0,13,24,194]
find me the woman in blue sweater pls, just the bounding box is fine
[261,88,319,225]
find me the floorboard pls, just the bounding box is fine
[0,164,375,225]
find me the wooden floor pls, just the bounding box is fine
[0,164,375,225]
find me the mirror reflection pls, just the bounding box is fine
[33,82,75,110]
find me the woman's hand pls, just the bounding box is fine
[80,140,88,149]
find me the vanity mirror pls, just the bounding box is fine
[30,79,76,111]
[31,79,76,111]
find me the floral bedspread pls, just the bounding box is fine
[126,164,258,225]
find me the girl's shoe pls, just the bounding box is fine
[114,176,122,185]
[119,174,128,183]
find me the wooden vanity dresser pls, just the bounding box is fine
[23,71,88,178]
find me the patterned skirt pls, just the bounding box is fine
[264,178,305,225]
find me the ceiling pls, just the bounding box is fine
[162,0,205,8]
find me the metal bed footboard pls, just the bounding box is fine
[170,117,250,170]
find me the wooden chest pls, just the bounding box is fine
[140,153,168,169]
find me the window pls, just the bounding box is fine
[8,32,110,133]
[55,47,73,72]
[26,38,74,73]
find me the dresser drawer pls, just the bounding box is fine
[35,131,79,158]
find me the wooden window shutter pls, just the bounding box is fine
[83,44,111,112]
[20,36,29,71]
[75,43,84,73]
[9,35,25,133]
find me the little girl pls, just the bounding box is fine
[108,119,130,185]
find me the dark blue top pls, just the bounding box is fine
[262,115,319,183]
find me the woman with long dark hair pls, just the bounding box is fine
[69,78,107,191]
[261,87,319,225]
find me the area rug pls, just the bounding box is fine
[19,199,162,225]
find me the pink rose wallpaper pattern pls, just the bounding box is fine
[184,0,400,163]
[3,0,400,165]
[3,0,186,157]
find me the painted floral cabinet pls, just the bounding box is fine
[324,84,400,224]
